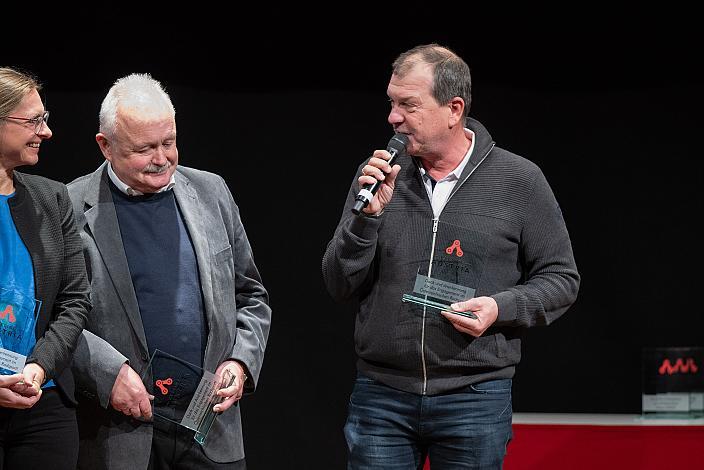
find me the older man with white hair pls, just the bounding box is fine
[68,73,271,470]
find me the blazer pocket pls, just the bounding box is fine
[213,245,233,265]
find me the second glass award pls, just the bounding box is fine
[0,287,42,375]
[143,349,236,444]
[401,219,486,319]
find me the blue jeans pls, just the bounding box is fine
[344,375,512,470]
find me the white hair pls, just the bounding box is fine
[99,73,175,137]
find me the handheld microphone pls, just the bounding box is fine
[351,133,410,215]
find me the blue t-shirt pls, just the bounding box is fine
[0,193,54,387]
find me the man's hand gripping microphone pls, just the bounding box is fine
[351,133,410,215]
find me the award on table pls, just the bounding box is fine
[0,288,42,375]
[401,220,487,320]
[143,349,236,444]
[642,346,704,419]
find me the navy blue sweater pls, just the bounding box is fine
[110,182,207,368]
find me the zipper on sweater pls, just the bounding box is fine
[421,217,440,395]
[420,144,493,395]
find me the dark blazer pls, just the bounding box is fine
[68,163,271,469]
[7,171,91,403]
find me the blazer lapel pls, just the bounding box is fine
[172,171,220,366]
[83,164,148,353]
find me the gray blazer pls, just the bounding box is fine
[68,163,271,470]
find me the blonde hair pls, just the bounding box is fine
[0,67,41,119]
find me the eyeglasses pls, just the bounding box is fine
[1,110,50,134]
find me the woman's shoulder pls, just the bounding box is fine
[14,171,68,204]
[14,171,65,190]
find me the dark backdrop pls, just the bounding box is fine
[5,9,702,469]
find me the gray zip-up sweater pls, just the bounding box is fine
[322,118,580,395]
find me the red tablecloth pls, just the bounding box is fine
[424,414,704,470]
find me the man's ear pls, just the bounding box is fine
[96,133,112,161]
[448,97,465,128]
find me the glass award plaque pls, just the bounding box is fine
[402,278,477,319]
[642,347,704,419]
[401,220,488,320]
[143,349,236,444]
[0,288,42,375]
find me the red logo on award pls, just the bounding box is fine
[445,240,464,257]
[658,358,699,375]
[155,377,173,395]
[0,305,16,324]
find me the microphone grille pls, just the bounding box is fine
[388,133,410,153]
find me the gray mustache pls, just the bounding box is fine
[143,162,171,174]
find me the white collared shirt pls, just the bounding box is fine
[107,163,176,196]
[418,128,476,217]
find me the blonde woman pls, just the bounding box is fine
[0,67,90,469]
